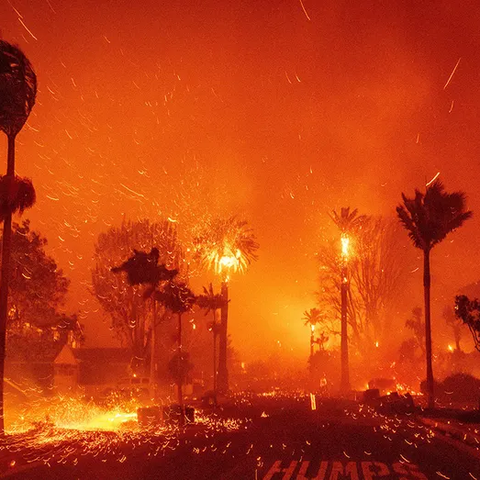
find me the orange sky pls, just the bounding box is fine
[1,0,480,360]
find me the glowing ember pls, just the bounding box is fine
[1,394,248,469]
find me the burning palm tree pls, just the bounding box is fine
[0,41,37,434]
[194,216,258,392]
[330,207,366,393]
[397,180,472,408]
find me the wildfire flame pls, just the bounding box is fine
[341,235,350,259]
[206,247,244,277]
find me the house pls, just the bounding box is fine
[6,317,84,393]
[54,346,131,399]
[53,344,79,395]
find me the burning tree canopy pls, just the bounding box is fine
[193,216,259,279]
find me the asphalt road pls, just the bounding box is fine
[1,397,479,479]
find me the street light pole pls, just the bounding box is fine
[218,279,229,393]
[212,310,218,399]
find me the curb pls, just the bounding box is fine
[417,416,480,458]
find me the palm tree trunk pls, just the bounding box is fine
[423,249,435,409]
[0,134,15,434]
[340,265,350,393]
[213,310,217,395]
[310,329,314,361]
[218,281,229,393]
[149,295,156,400]
[309,328,315,380]
[177,312,183,407]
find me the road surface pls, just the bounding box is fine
[0,397,479,479]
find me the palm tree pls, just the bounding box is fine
[330,207,366,393]
[397,180,472,408]
[111,247,178,398]
[0,41,37,434]
[194,216,259,393]
[156,281,195,419]
[302,308,322,362]
[196,283,227,397]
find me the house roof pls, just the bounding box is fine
[72,348,131,364]
[54,344,78,365]
[74,348,131,385]
[7,336,65,363]
[53,347,131,384]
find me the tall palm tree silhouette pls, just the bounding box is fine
[397,180,472,408]
[155,281,195,418]
[0,41,37,433]
[197,283,227,396]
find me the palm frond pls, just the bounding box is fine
[193,215,259,275]
[196,282,227,314]
[302,307,322,326]
[0,41,37,137]
[397,180,472,251]
[0,175,36,221]
[155,281,196,315]
[330,207,367,234]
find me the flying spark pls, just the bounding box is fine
[443,57,461,90]
[298,0,311,21]
[426,172,440,187]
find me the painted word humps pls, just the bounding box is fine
[263,460,427,480]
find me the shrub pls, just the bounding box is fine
[421,373,480,403]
